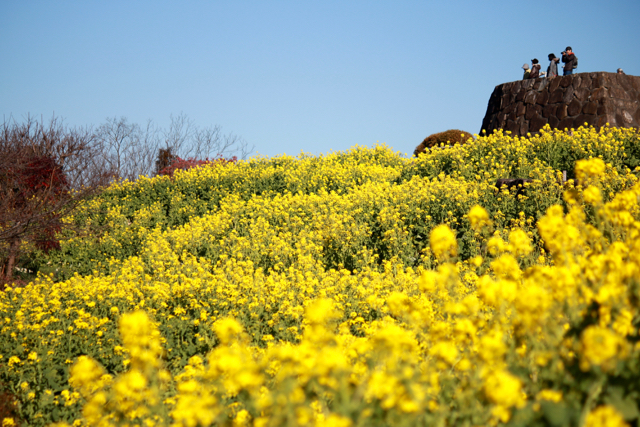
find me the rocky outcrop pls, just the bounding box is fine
[480,72,640,136]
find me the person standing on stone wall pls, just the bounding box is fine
[561,47,577,76]
[617,68,625,74]
[522,63,531,79]
[530,59,541,79]
[547,54,559,78]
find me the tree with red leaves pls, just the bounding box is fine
[155,149,237,177]
[0,117,109,285]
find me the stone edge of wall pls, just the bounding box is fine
[480,72,640,136]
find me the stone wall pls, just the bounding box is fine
[480,72,640,136]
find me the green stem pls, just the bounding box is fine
[578,375,606,427]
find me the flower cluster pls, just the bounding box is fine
[1,125,640,426]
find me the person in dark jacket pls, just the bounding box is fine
[529,59,541,79]
[561,47,576,76]
[547,53,559,78]
[522,63,531,79]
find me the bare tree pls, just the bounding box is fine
[95,113,253,181]
[160,113,252,163]
[191,123,251,160]
[163,113,194,157]
[94,117,160,181]
[0,116,109,283]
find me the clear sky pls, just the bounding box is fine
[2,0,639,158]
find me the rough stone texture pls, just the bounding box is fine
[481,72,640,136]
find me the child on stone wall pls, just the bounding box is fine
[530,59,541,79]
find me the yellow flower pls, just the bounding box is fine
[430,224,458,260]
[536,389,562,402]
[69,355,108,398]
[487,236,506,256]
[234,409,251,426]
[484,369,526,408]
[213,317,245,345]
[586,405,629,427]
[575,158,606,181]
[468,205,491,230]
[491,254,522,281]
[478,329,507,364]
[386,292,411,318]
[580,325,627,371]
[305,298,341,325]
[429,341,459,366]
[118,310,163,371]
[323,414,353,427]
[508,229,532,257]
[583,185,603,205]
[113,369,147,400]
[471,255,483,267]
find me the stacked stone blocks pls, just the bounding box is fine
[481,72,640,136]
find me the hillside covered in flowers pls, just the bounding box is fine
[2,125,640,427]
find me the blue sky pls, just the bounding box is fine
[2,0,639,158]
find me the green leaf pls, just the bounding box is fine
[604,392,640,421]
[43,368,62,391]
[541,401,569,427]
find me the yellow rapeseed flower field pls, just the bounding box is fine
[1,125,640,426]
